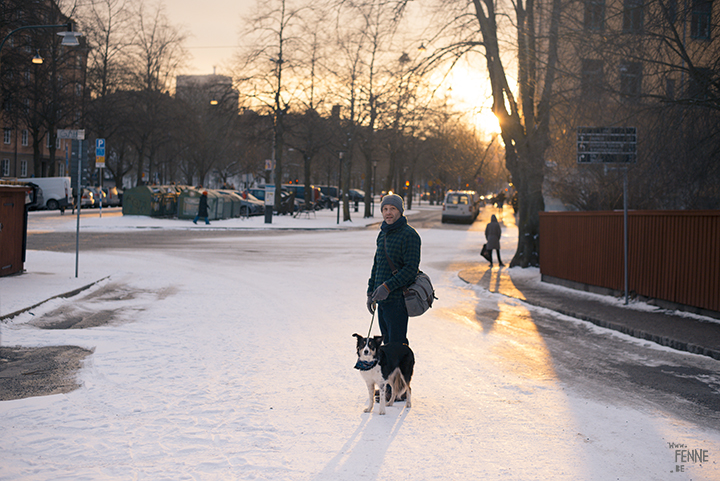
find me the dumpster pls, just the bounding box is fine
[178,189,224,220]
[218,190,243,218]
[122,185,164,216]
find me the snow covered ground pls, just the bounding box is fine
[1,206,718,480]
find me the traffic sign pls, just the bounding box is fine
[96,138,106,168]
[57,129,85,140]
[577,127,637,163]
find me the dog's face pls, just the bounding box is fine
[353,333,382,361]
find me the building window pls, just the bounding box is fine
[623,0,644,33]
[21,160,28,177]
[3,129,11,144]
[22,129,29,146]
[691,0,712,39]
[620,61,642,100]
[584,0,605,31]
[581,59,604,99]
[1,159,9,176]
[666,77,676,100]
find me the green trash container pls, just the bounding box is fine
[160,189,178,217]
[122,186,166,216]
[218,190,242,218]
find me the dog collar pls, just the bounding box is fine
[354,359,378,371]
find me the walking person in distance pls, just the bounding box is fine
[485,214,504,267]
[193,191,210,225]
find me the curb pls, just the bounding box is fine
[0,276,110,322]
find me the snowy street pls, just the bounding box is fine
[1,205,719,480]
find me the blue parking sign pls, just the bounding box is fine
[96,138,105,157]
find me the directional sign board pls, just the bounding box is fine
[57,129,85,140]
[577,127,637,163]
[96,138,106,168]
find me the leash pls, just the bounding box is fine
[367,309,375,338]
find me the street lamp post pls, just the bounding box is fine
[337,152,343,225]
[372,160,377,217]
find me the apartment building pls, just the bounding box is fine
[0,0,87,179]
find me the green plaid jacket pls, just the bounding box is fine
[367,220,421,301]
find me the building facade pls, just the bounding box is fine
[0,0,87,179]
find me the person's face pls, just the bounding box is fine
[382,204,401,224]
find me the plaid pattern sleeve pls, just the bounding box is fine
[369,224,421,300]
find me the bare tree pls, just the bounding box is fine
[426,0,562,266]
[235,0,309,210]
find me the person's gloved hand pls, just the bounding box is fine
[371,283,390,303]
[366,296,376,315]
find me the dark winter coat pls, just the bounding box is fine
[198,194,209,217]
[367,216,421,302]
[485,215,502,250]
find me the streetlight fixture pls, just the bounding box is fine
[0,22,82,70]
[32,50,43,64]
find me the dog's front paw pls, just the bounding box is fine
[363,406,372,413]
[379,408,386,415]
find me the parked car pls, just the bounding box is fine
[80,188,95,208]
[348,189,365,202]
[441,190,480,224]
[18,176,73,211]
[89,187,107,207]
[103,186,123,207]
[315,186,339,208]
[249,186,300,212]
[318,185,339,197]
[235,191,265,216]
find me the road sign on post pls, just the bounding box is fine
[95,138,106,168]
[577,127,636,164]
[576,126,637,305]
[57,129,85,278]
[57,129,85,140]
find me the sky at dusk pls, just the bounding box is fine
[165,0,499,134]
[166,0,252,75]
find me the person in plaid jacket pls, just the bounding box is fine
[367,193,421,345]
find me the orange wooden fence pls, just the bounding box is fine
[539,210,720,314]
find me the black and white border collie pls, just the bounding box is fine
[353,334,414,415]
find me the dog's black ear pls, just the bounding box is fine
[352,333,362,340]
[374,335,383,345]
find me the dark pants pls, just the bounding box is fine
[193,214,209,224]
[491,249,503,264]
[378,296,409,345]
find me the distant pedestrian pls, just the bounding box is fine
[193,191,210,225]
[485,214,504,267]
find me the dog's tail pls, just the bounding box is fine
[388,368,410,402]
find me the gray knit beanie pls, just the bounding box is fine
[380,193,404,214]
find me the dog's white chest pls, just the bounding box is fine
[360,365,383,385]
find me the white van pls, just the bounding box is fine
[18,177,73,211]
[442,190,480,223]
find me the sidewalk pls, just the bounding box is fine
[458,264,720,361]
